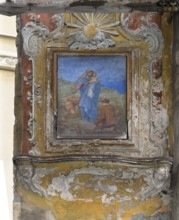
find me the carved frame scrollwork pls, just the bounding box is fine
[21,12,170,158]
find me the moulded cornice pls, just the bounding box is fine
[0,33,16,39]
[0,0,179,16]
[0,54,17,71]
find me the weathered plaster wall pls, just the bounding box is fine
[14,159,172,220]
[14,11,173,220]
[16,12,173,158]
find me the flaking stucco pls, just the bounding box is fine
[14,10,173,220]
[14,160,172,220]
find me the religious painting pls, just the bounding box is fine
[56,54,128,139]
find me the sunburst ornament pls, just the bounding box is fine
[66,13,120,49]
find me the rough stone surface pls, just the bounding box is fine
[15,0,159,4]
[0,0,177,16]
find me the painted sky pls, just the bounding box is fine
[58,55,127,94]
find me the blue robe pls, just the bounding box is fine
[77,78,101,123]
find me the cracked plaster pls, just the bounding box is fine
[13,9,173,220]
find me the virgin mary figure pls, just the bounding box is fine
[76,69,101,123]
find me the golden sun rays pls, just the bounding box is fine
[66,13,120,49]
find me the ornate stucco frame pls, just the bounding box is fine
[45,48,134,152]
[31,41,142,156]
[21,12,171,158]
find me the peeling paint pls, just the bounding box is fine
[14,11,173,220]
